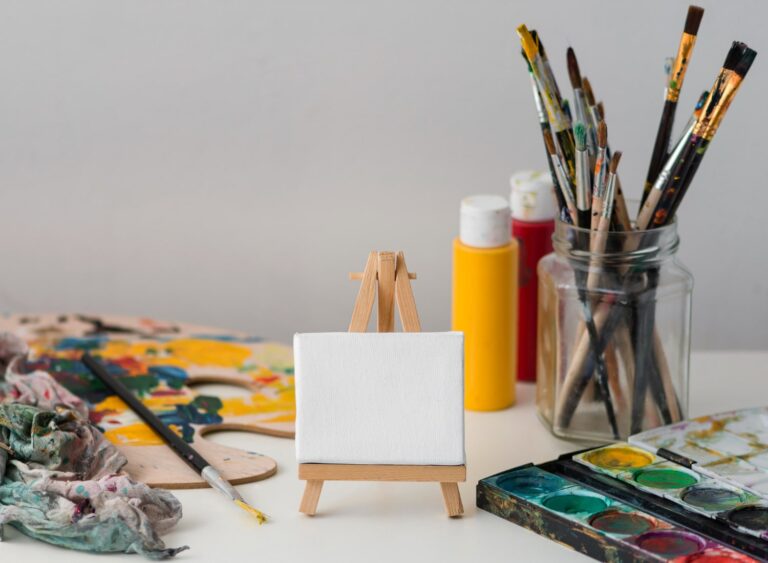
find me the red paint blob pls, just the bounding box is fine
[635,530,705,557]
[674,547,759,562]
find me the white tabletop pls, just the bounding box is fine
[2,350,766,562]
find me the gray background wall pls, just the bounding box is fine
[0,0,765,349]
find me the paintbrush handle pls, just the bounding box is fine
[611,176,632,231]
[643,100,678,205]
[586,218,610,293]
[82,353,211,474]
[590,196,603,231]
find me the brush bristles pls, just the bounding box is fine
[596,102,605,120]
[582,77,596,106]
[566,47,582,89]
[574,122,587,151]
[597,120,607,148]
[684,5,705,36]
[517,25,539,63]
[609,151,622,174]
[543,129,557,155]
[723,41,747,71]
[235,499,267,524]
[735,47,757,79]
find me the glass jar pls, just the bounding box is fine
[536,219,693,442]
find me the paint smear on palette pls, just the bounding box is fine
[24,334,295,447]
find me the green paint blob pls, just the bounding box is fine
[589,510,655,536]
[543,492,608,515]
[681,486,745,511]
[634,468,698,490]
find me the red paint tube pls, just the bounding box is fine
[510,171,557,383]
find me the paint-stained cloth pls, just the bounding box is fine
[0,332,187,558]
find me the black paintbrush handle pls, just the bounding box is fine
[643,100,677,205]
[82,353,210,474]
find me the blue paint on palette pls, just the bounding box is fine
[55,336,108,351]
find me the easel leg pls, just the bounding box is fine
[299,480,324,516]
[440,482,464,517]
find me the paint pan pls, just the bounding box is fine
[680,485,750,513]
[724,505,768,538]
[633,463,700,491]
[588,509,659,537]
[495,465,568,498]
[633,530,707,558]
[576,444,657,473]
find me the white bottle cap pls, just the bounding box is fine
[459,195,511,248]
[509,170,558,222]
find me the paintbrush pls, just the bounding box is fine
[642,5,705,205]
[591,121,609,230]
[522,49,571,223]
[81,353,268,524]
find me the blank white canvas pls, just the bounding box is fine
[294,332,464,465]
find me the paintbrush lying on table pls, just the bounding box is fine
[81,353,268,524]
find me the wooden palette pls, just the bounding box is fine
[0,313,295,489]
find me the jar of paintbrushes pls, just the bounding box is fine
[536,218,693,441]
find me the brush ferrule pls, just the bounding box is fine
[202,465,244,504]
[667,32,697,102]
[575,148,591,211]
[653,120,695,191]
[573,91,596,155]
[592,147,608,198]
[529,74,547,124]
[694,72,743,140]
[550,154,576,209]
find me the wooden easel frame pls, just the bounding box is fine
[298,251,465,517]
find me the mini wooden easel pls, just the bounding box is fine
[298,250,465,517]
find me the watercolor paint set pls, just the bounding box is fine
[477,408,768,561]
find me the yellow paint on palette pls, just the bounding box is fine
[105,422,164,446]
[95,395,129,413]
[94,393,191,416]
[219,389,295,417]
[96,338,252,369]
[582,445,656,470]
